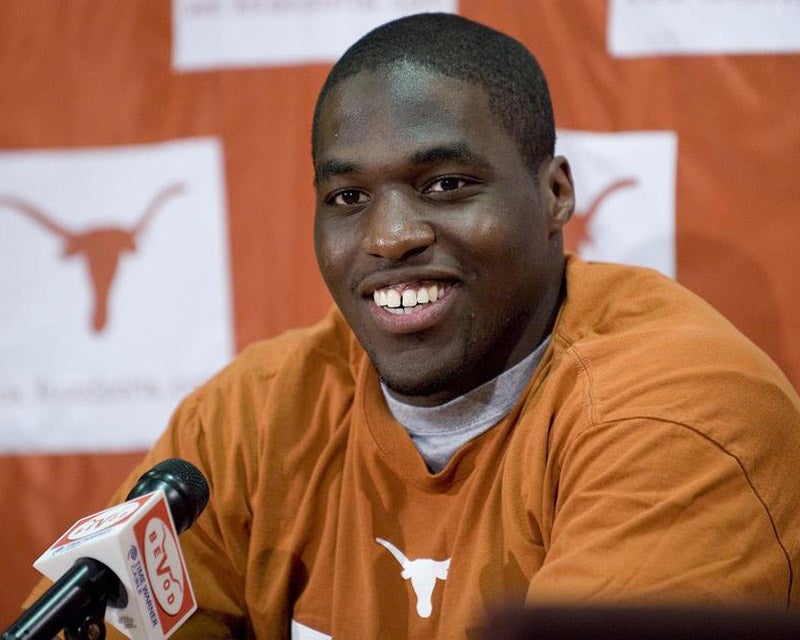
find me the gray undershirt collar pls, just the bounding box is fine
[381,336,550,472]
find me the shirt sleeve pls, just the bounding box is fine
[114,387,255,638]
[21,385,255,640]
[527,417,792,607]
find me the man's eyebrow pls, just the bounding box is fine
[314,159,360,185]
[314,143,490,185]
[410,143,491,169]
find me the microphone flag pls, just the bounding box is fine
[33,489,196,639]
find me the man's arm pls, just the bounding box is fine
[21,388,253,639]
[528,417,792,606]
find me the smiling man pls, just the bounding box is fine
[313,56,571,407]
[85,12,800,640]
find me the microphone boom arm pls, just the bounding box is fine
[2,557,122,640]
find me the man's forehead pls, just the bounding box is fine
[329,62,493,118]
[315,64,494,155]
[328,60,472,99]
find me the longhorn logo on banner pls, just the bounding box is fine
[0,137,233,454]
[0,183,185,333]
[563,178,637,255]
[556,129,677,278]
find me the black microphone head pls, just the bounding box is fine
[126,458,210,534]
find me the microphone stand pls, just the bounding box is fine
[2,557,126,640]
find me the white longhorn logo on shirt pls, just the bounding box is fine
[375,537,451,619]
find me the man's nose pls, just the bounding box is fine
[360,190,435,262]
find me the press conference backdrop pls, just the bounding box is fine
[1,0,798,626]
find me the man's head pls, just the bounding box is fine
[313,14,574,406]
[312,12,555,175]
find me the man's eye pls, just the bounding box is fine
[329,189,369,206]
[425,177,469,193]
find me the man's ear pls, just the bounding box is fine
[541,155,575,234]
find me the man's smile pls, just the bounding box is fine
[365,279,458,334]
[372,281,445,313]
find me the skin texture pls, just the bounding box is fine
[314,62,575,406]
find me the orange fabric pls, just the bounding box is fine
[64,256,800,638]
[3,1,800,629]
[2,452,145,626]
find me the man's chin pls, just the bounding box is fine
[379,369,465,406]
[366,339,473,405]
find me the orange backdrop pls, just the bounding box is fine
[1,0,798,627]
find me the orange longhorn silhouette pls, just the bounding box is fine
[0,183,185,333]
[563,178,637,254]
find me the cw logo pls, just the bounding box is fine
[0,183,185,333]
[563,178,637,254]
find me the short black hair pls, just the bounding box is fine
[311,13,555,173]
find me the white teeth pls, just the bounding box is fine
[386,289,401,308]
[373,283,445,311]
[402,289,417,307]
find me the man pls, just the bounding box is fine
[80,12,800,638]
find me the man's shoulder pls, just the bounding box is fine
[554,256,799,432]
[558,256,774,370]
[197,306,361,399]
[544,258,800,578]
[559,256,733,342]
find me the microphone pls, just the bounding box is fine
[3,458,210,640]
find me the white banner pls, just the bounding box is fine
[556,130,677,278]
[173,0,458,71]
[0,138,233,453]
[608,0,800,57]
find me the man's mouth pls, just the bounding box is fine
[371,282,447,315]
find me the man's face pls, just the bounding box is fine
[314,63,569,405]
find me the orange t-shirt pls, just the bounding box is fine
[83,256,800,638]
